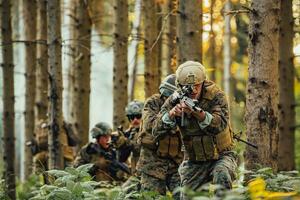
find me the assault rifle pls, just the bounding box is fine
[170,85,201,126]
[170,86,258,149]
[87,143,131,175]
[233,132,258,149]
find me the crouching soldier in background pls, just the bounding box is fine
[29,119,79,174]
[73,122,130,183]
[136,74,183,199]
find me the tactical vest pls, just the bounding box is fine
[156,130,182,159]
[180,81,234,161]
[139,130,182,159]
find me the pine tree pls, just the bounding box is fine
[1,0,16,198]
[113,0,128,128]
[245,0,280,170]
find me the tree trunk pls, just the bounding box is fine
[157,3,163,82]
[113,0,128,129]
[278,0,295,171]
[70,0,91,146]
[166,0,177,74]
[36,0,48,123]
[1,0,16,198]
[47,0,64,169]
[177,0,202,64]
[209,0,216,82]
[129,0,142,101]
[23,0,37,178]
[66,0,77,121]
[244,0,280,171]
[143,0,159,98]
[223,0,231,96]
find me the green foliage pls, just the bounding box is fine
[29,164,101,200]
[16,174,44,200]
[13,165,300,200]
[0,179,10,200]
[246,167,300,193]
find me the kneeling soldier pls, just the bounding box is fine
[73,122,130,182]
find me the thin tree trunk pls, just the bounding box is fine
[166,0,177,74]
[143,0,159,98]
[245,0,280,171]
[278,0,295,171]
[23,0,37,178]
[177,0,202,64]
[157,3,163,82]
[67,0,77,121]
[113,0,128,129]
[47,0,64,169]
[129,0,142,101]
[1,0,16,198]
[223,0,231,96]
[36,0,48,122]
[70,0,91,146]
[209,0,216,81]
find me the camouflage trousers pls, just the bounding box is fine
[141,171,180,200]
[179,151,237,200]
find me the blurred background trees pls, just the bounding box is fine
[0,0,300,198]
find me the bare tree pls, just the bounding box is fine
[166,0,177,74]
[209,0,217,82]
[113,0,128,128]
[143,0,159,98]
[223,0,231,96]
[36,0,48,122]
[1,0,16,198]
[176,0,202,64]
[47,0,64,169]
[23,0,37,178]
[70,0,91,146]
[245,0,280,170]
[278,0,295,170]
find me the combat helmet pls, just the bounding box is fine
[159,74,177,97]
[125,100,144,116]
[176,61,206,86]
[91,122,112,138]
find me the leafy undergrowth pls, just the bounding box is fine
[3,166,298,199]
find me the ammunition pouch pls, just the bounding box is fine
[184,126,234,161]
[157,134,181,158]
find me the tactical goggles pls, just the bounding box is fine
[127,114,142,121]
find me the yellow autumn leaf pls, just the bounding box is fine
[248,178,298,200]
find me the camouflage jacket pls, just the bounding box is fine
[137,94,183,179]
[153,80,232,161]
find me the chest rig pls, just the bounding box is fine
[180,81,234,161]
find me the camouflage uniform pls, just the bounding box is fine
[73,122,128,183]
[154,80,237,199]
[116,100,143,175]
[137,94,183,199]
[73,143,125,182]
[117,126,141,174]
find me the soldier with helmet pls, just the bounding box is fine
[116,100,144,174]
[154,61,237,199]
[136,74,183,199]
[73,122,129,182]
